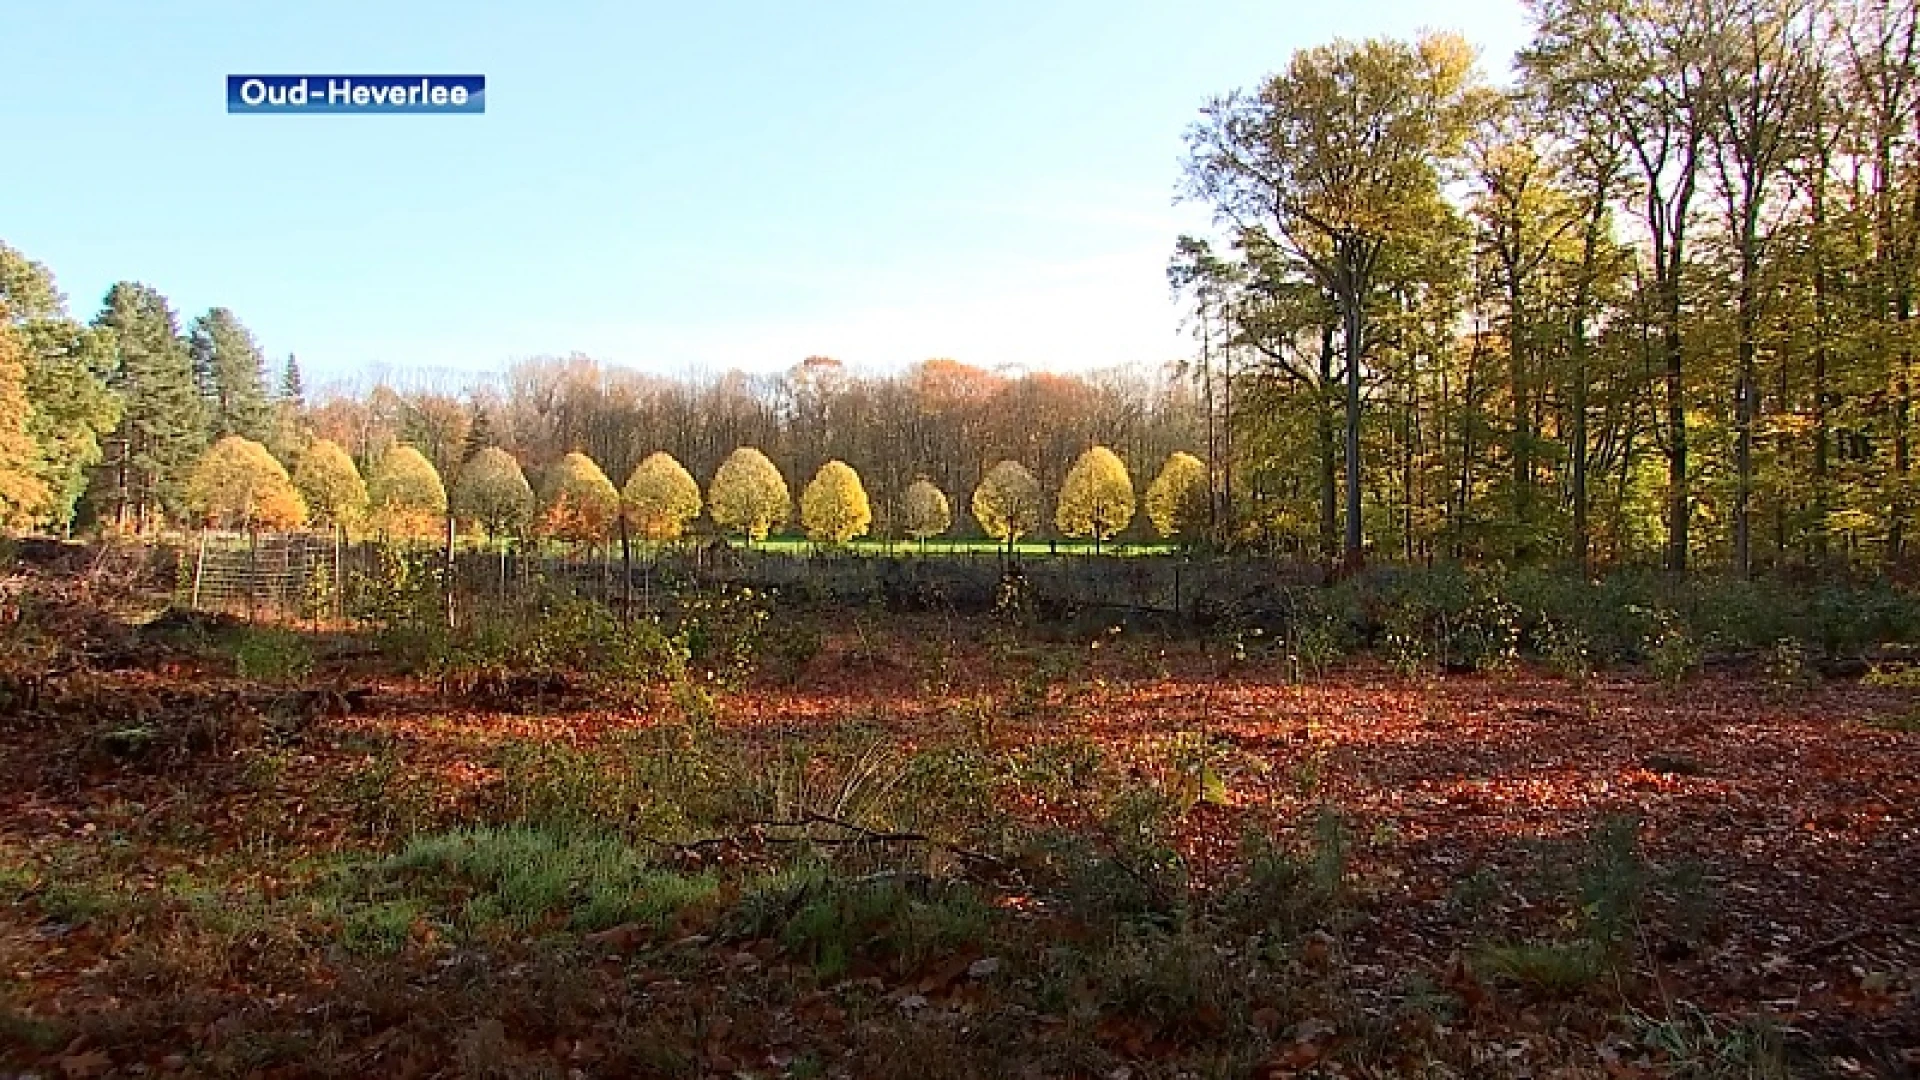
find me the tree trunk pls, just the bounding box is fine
[1898,293,1914,563]
[1343,290,1365,563]
[1571,313,1590,573]
[1663,275,1689,573]
[1509,275,1531,554]
[1318,323,1339,561]
[1734,239,1758,577]
[1812,160,1832,561]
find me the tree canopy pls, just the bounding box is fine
[186,436,305,532]
[1144,452,1208,541]
[901,478,951,542]
[800,459,872,544]
[92,282,205,528]
[189,307,272,444]
[1056,446,1136,547]
[623,451,702,542]
[452,447,535,539]
[0,242,119,532]
[972,460,1043,547]
[709,447,790,541]
[292,439,368,532]
[366,444,447,540]
[0,322,48,528]
[540,451,620,545]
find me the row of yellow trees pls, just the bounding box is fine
[184,436,1210,547]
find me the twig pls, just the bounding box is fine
[649,811,1004,868]
[1791,926,1881,961]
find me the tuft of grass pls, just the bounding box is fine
[1472,940,1610,994]
[728,864,988,979]
[1863,710,1920,734]
[231,626,315,684]
[1218,819,1345,939]
[367,826,717,934]
[1631,1003,1789,1079]
[338,897,425,956]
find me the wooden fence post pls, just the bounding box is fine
[247,531,259,623]
[191,532,208,609]
[333,526,344,622]
[620,514,633,621]
[445,514,457,629]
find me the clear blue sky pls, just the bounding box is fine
[2,1,1531,388]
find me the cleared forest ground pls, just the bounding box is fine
[0,585,1915,1078]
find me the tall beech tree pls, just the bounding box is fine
[1185,30,1489,561]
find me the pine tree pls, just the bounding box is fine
[708,447,790,542]
[189,308,272,443]
[1056,446,1135,550]
[89,283,205,529]
[279,354,304,404]
[972,460,1043,550]
[800,460,872,545]
[292,439,368,532]
[461,407,494,464]
[622,451,702,541]
[452,446,534,539]
[186,436,305,532]
[539,451,620,546]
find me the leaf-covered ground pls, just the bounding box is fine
[0,600,1915,1078]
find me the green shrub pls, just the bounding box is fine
[729,864,987,978]
[676,585,769,688]
[1643,609,1703,686]
[231,627,314,684]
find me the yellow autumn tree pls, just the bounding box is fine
[1143,451,1208,542]
[901,478,951,547]
[0,325,47,528]
[708,447,790,542]
[292,439,369,533]
[1055,446,1134,551]
[971,460,1043,551]
[186,436,307,532]
[622,451,702,541]
[366,444,448,540]
[451,447,535,539]
[539,451,620,546]
[800,459,872,545]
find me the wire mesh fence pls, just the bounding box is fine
[165,531,1324,625]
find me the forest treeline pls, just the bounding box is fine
[1177,0,1920,572]
[2,0,1918,568]
[0,249,1207,546]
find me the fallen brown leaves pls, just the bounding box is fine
[0,610,1914,1078]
